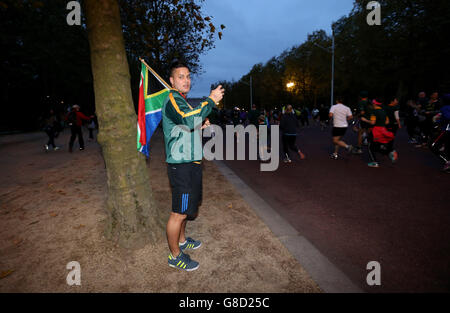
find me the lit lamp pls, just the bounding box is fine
[286,82,295,88]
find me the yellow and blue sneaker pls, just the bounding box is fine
[179,237,202,251]
[168,251,199,272]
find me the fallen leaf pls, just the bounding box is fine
[49,212,58,217]
[0,270,14,279]
[13,239,23,246]
[73,224,85,229]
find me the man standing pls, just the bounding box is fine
[163,61,224,271]
[329,97,353,159]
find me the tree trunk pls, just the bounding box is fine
[84,0,164,248]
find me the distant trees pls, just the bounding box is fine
[220,0,450,110]
[0,0,93,131]
[118,0,224,106]
[0,0,223,131]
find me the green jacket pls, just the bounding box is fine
[162,90,215,164]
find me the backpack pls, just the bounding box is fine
[68,111,77,126]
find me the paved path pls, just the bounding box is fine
[221,123,450,292]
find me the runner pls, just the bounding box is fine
[354,91,371,154]
[329,97,353,160]
[319,104,329,131]
[280,105,306,163]
[384,96,401,155]
[366,98,397,168]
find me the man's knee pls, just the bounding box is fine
[169,212,188,222]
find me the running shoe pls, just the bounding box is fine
[53,146,60,151]
[284,155,292,163]
[168,251,199,272]
[353,148,363,154]
[444,161,450,173]
[389,151,398,163]
[330,153,338,160]
[368,162,380,168]
[298,151,306,160]
[346,145,353,153]
[179,237,202,251]
[44,144,49,152]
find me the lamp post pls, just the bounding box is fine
[313,28,335,107]
[241,76,253,110]
[331,29,335,107]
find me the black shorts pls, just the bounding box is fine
[332,127,347,137]
[167,162,202,217]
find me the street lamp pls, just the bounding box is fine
[313,27,335,107]
[241,76,253,111]
[286,82,295,88]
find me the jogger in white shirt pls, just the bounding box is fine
[329,98,354,159]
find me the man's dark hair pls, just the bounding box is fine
[170,59,190,77]
[335,96,344,104]
[389,96,398,103]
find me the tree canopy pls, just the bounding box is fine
[0,0,223,131]
[219,0,450,111]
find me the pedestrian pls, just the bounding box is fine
[248,104,260,128]
[405,99,420,144]
[42,109,60,152]
[312,107,320,124]
[421,91,440,145]
[300,106,310,127]
[429,93,450,172]
[280,105,306,163]
[66,105,92,152]
[162,60,224,271]
[319,104,329,131]
[384,96,401,152]
[87,116,96,141]
[354,91,372,154]
[329,97,353,159]
[366,98,397,168]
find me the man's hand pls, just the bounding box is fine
[209,85,225,103]
[201,118,211,130]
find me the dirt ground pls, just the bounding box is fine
[0,128,321,293]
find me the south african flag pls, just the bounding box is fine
[137,62,170,157]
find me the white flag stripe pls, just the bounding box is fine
[145,108,162,115]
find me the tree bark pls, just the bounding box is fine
[84,0,164,248]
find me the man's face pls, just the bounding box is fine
[170,67,191,94]
[431,92,438,100]
[419,92,426,99]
